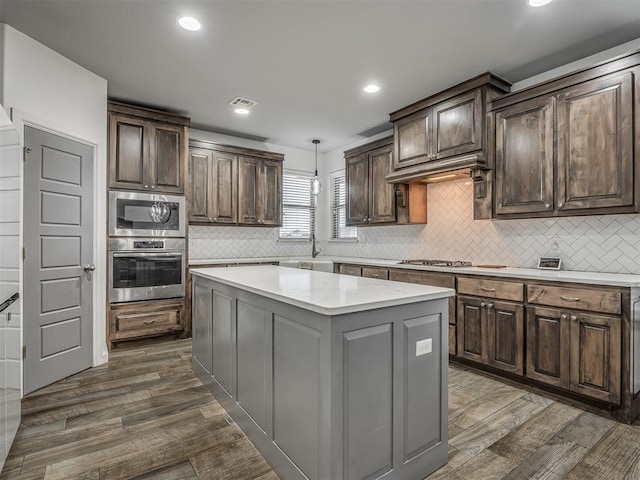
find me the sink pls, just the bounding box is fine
[278,259,334,273]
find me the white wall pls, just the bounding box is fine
[1,23,109,368]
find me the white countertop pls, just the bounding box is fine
[189,256,640,287]
[190,265,454,316]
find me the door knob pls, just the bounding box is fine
[84,264,96,272]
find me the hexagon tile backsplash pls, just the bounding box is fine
[190,178,640,274]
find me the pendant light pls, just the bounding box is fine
[311,139,322,196]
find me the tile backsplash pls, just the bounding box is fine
[325,178,640,274]
[190,178,640,274]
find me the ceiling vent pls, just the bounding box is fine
[229,97,257,109]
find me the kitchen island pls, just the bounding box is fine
[191,265,454,480]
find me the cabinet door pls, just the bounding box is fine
[211,152,238,224]
[526,306,570,390]
[188,149,212,223]
[495,96,554,216]
[487,301,524,375]
[109,114,148,190]
[456,296,487,364]
[432,89,482,160]
[192,283,213,374]
[346,153,369,225]
[368,146,396,224]
[258,160,282,226]
[570,312,621,404]
[393,109,432,169]
[557,72,633,211]
[238,156,260,225]
[148,123,185,193]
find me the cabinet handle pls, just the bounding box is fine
[560,295,580,302]
[480,302,487,307]
[150,185,155,189]
[570,315,577,322]
[372,274,379,278]
[258,219,265,224]
[487,303,494,309]
[544,203,551,209]
[480,287,496,292]
[561,314,567,320]
[558,202,564,208]
[143,319,156,325]
[144,184,149,189]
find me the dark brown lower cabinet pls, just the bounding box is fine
[458,296,524,375]
[526,306,621,404]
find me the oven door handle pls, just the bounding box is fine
[112,252,183,259]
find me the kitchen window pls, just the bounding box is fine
[279,171,315,240]
[331,171,358,240]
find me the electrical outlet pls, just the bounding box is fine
[416,338,432,357]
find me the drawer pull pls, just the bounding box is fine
[143,320,157,325]
[561,314,567,320]
[372,274,379,278]
[487,303,494,309]
[560,296,581,302]
[480,287,496,292]
[480,302,486,307]
[570,315,577,321]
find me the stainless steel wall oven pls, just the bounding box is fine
[109,238,186,303]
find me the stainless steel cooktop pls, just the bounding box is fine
[397,259,472,267]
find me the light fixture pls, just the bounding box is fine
[526,0,553,7]
[311,139,322,196]
[234,108,250,115]
[178,16,202,31]
[364,84,381,94]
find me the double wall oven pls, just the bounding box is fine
[108,191,186,303]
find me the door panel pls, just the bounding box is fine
[188,149,212,223]
[24,126,94,394]
[211,153,237,224]
[457,296,486,363]
[557,72,633,210]
[432,89,482,159]
[238,157,259,224]
[368,146,396,224]
[570,313,621,404]
[258,160,282,226]
[495,96,554,215]
[526,306,570,390]
[394,111,431,169]
[346,153,368,225]
[149,123,184,193]
[109,114,146,189]
[487,301,524,375]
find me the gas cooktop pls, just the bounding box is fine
[397,259,472,267]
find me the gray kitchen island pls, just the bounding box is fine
[190,265,454,480]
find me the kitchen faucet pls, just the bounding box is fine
[311,233,321,258]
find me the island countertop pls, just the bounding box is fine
[190,265,455,316]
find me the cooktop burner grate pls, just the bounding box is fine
[397,259,472,267]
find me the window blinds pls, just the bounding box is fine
[279,172,315,239]
[331,172,358,240]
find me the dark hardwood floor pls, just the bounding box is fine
[0,339,638,479]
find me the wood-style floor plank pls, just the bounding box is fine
[3,340,640,480]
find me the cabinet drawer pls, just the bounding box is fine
[339,265,362,277]
[113,309,181,340]
[527,284,621,315]
[458,277,524,302]
[362,267,389,280]
[388,270,455,289]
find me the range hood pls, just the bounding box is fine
[385,158,479,184]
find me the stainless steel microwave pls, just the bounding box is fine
[109,191,186,237]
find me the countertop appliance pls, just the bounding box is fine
[109,191,185,237]
[109,238,185,303]
[397,259,473,267]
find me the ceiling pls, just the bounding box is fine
[1,0,639,152]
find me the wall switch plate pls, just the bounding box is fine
[416,338,432,356]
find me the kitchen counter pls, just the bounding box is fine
[190,256,640,287]
[190,265,453,316]
[191,265,450,480]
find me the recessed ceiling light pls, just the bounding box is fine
[364,84,381,94]
[234,108,250,115]
[526,0,553,7]
[178,16,202,31]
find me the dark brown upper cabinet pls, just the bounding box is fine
[345,137,427,227]
[388,73,511,178]
[108,102,189,194]
[188,140,283,227]
[492,52,639,219]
